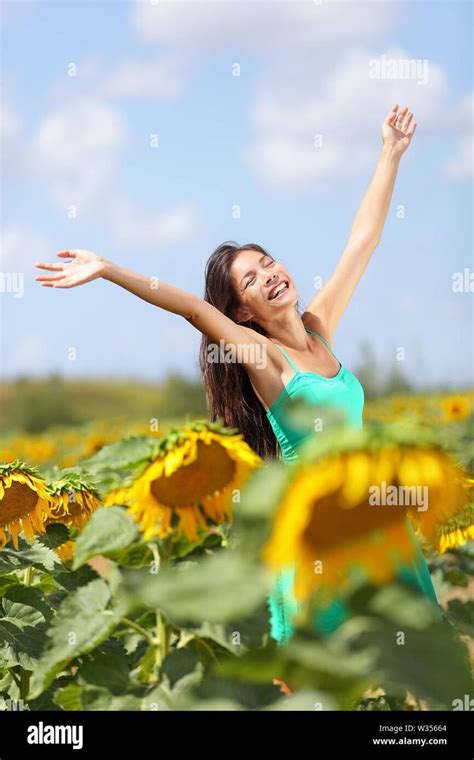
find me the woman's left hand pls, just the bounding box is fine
[381,104,417,156]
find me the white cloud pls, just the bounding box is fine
[130,1,470,190]
[132,0,398,52]
[11,335,48,374]
[246,135,344,190]
[441,92,473,180]
[443,134,473,180]
[49,52,188,103]
[32,98,127,211]
[102,54,187,101]
[245,46,462,190]
[0,97,29,182]
[0,99,20,138]
[107,195,200,249]
[0,225,51,270]
[441,91,473,132]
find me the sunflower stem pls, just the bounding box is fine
[121,617,155,645]
[8,667,21,689]
[19,668,31,701]
[23,566,33,587]
[149,542,161,573]
[193,636,218,663]
[154,611,169,672]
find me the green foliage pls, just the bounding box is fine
[72,507,141,569]
[4,375,79,433]
[0,417,472,712]
[120,552,268,624]
[29,579,124,698]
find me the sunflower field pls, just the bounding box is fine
[0,391,473,712]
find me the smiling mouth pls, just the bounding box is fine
[268,280,289,300]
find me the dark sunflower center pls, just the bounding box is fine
[150,440,235,507]
[302,489,409,551]
[50,496,83,521]
[0,481,39,527]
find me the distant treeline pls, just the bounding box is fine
[1,373,208,434]
[1,345,417,434]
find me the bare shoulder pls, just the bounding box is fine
[301,310,334,347]
[236,325,287,409]
[238,324,282,363]
[238,324,269,343]
[236,325,285,383]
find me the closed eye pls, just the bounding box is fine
[242,256,274,289]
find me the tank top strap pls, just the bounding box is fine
[273,343,300,374]
[305,328,339,360]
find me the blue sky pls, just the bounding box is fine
[1,0,472,389]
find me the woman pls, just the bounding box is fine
[36,104,435,641]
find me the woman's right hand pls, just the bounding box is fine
[35,249,107,288]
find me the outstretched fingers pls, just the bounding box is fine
[35,273,66,283]
[34,262,64,272]
[395,105,409,128]
[35,251,77,269]
[56,250,77,258]
[402,111,413,131]
[39,278,74,288]
[384,103,399,126]
[384,104,417,139]
[48,279,76,289]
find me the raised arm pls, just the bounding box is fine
[306,104,417,343]
[34,250,263,363]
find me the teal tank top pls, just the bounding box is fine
[266,328,364,462]
[265,328,441,644]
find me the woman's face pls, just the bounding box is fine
[230,249,298,323]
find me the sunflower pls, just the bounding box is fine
[46,470,102,560]
[105,422,263,542]
[437,502,474,554]
[263,430,469,603]
[47,470,101,530]
[54,540,76,562]
[441,394,471,422]
[0,460,52,549]
[391,396,424,417]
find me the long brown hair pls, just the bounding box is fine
[199,241,281,459]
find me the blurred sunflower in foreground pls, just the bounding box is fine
[0,460,52,549]
[105,422,262,542]
[263,425,472,602]
[46,469,102,560]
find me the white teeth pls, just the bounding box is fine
[270,282,288,300]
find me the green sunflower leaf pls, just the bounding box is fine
[1,586,54,628]
[0,621,48,670]
[36,523,71,550]
[72,506,141,569]
[445,598,474,637]
[80,436,160,472]
[54,682,143,711]
[120,552,267,624]
[355,617,472,710]
[0,539,62,574]
[29,578,123,699]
